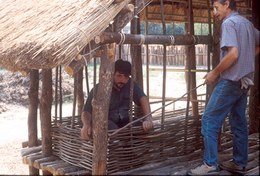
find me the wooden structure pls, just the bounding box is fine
[0,0,259,175]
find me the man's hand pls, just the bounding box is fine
[203,70,219,85]
[81,125,92,141]
[142,119,153,132]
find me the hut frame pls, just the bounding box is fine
[2,0,258,175]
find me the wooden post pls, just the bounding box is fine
[76,68,84,115]
[249,0,259,134]
[186,0,198,117]
[40,69,53,175]
[27,69,39,175]
[40,69,53,156]
[92,44,115,175]
[130,11,143,87]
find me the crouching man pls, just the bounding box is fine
[81,59,153,140]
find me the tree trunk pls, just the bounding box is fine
[40,69,53,157]
[28,69,39,175]
[92,44,115,175]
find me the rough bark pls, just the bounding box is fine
[92,44,115,175]
[27,69,39,175]
[40,69,53,157]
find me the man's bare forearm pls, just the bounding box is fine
[81,111,92,126]
[139,96,152,121]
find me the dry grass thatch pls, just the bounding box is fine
[0,0,130,72]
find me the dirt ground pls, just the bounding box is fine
[0,70,74,175]
[0,104,30,175]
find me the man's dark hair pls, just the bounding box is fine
[115,59,131,76]
[211,0,237,11]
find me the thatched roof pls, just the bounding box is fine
[0,0,130,72]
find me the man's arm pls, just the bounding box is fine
[204,46,238,85]
[81,111,92,140]
[256,46,260,56]
[139,96,153,132]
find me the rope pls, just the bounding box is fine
[170,35,175,45]
[109,83,205,136]
[118,32,126,45]
[192,35,197,45]
[139,34,145,45]
[81,45,101,60]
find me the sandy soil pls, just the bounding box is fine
[0,70,73,175]
[0,105,30,175]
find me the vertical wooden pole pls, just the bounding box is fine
[130,0,143,122]
[28,69,39,175]
[40,69,53,156]
[159,0,167,128]
[145,7,150,97]
[92,44,115,175]
[130,12,143,88]
[249,0,259,134]
[186,0,198,117]
[76,68,84,115]
[40,69,53,175]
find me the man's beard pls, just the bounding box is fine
[113,82,125,91]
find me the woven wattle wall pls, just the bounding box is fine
[51,110,205,174]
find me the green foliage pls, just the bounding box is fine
[194,23,210,35]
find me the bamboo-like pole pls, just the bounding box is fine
[145,7,150,97]
[59,66,62,122]
[160,0,166,129]
[95,32,212,45]
[77,68,84,116]
[54,67,58,123]
[71,73,77,128]
[85,66,90,95]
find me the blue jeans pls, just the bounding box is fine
[202,79,248,167]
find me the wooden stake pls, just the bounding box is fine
[40,69,53,157]
[92,44,115,175]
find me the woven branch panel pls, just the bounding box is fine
[51,109,204,174]
[51,118,93,172]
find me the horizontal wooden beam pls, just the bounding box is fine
[95,32,212,45]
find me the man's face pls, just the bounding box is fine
[213,1,229,21]
[113,71,129,90]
